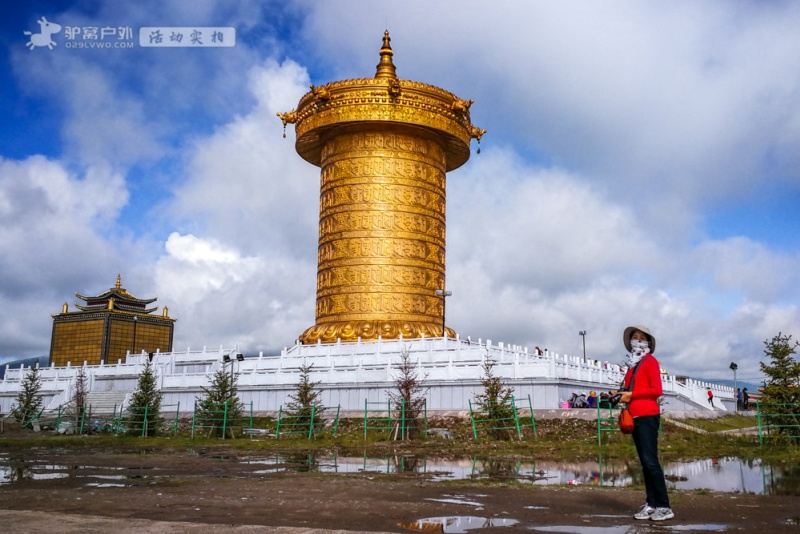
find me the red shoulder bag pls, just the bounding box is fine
[619,357,646,434]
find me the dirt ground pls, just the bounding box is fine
[1,446,799,534]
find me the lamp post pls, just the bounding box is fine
[221,353,244,380]
[729,362,738,411]
[435,289,452,338]
[579,330,587,364]
[223,353,234,381]
[235,354,244,380]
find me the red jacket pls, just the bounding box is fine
[622,354,662,417]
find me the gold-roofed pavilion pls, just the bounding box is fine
[50,276,175,366]
[279,31,485,344]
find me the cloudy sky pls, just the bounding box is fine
[2,1,798,383]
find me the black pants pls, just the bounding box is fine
[632,415,670,508]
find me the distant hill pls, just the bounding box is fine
[694,377,762,391]
[0,356,49,379]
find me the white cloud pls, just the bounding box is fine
[0,156,128,290]
[154,232,314,353]
[693,238,800,303]
[302,1,800,212]
[170,59,318,256]
[155,58,321,352]
[448,150,655,293]
[0,156,131,359]
[161,232,261,294]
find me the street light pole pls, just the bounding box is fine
[235,354,244,381]
[435,289,452,338]
[223,354,234,381]
[729,362,738,411]
[579,330,587,364]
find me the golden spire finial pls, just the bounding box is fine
[163,306,169,317]
[115,274,121,289]
[375,30,397,79]
[62,302,68,314]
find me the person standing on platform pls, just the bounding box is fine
[617,326,674,522]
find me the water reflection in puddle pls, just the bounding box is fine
[530,526,729,533]
[2,452,798,496]
[531,527,642,534]
[426,496,484,507]
[399,516,519,533]
[0,457,163,487]
[238,453,799,496]
[667,526,728,531]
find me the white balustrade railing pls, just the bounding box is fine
[1,336,736,411]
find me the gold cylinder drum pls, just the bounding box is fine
[298,129,453,344]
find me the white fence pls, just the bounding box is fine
[1,337,735,414]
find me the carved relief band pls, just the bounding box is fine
[279,32,483,344]
[317,265,440,293]
[320,183,444,213]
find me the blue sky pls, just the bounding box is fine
[1,1,799,384]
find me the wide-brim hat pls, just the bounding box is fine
[623,325,656,354]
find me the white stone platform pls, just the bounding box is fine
[0,336,736,415]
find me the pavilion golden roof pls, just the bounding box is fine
[63,275,172,319]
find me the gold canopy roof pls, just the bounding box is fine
[71,275,162,316]
[278,31,485,172]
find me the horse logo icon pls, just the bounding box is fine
[24,17,62,50]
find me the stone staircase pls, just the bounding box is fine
[25,392,130,433]
[85,390,131,415]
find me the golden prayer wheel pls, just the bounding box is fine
[279,31,485,344]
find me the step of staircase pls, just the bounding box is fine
[85,390,130,415]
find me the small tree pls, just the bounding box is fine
[126,360,163,436]
[387,345,428,439]
[72,366,89,431]
[285,362,326,435]
[473,355,515,439]
[195,367,244,438]
[759,333,800,439]
[14,365,43,427]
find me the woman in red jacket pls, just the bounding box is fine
[617,326,674,522]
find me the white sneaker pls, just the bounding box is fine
[633,504,655,520]
[650,507,675,521]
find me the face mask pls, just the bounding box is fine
[630,339,649,355]
[629,339,649,365]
